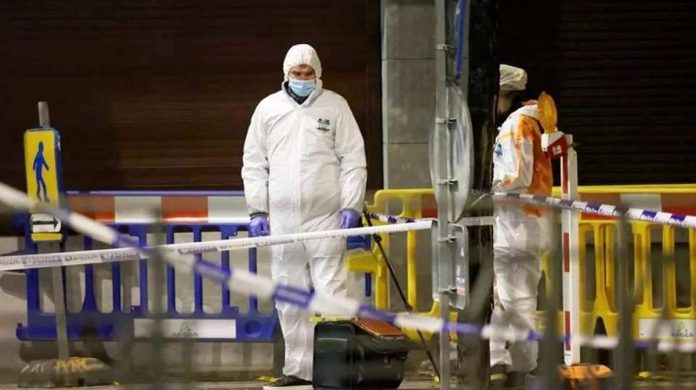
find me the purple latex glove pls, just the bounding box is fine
[249,214,270,237]
[339,209,361,229]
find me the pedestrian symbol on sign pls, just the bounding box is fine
[32,141,50,203]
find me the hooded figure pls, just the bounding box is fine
[242,44,367,389]
[489,64,553,388]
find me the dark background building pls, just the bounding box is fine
[1,0,694,191]
[0,1,381,190]
[499,0,696,184]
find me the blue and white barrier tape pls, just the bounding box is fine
[1,182,695,352]
[0,218,432,273]
[372,193,696,229]
[368,212,494,227]
[494,192,696,229]
[0,182,472,338]
[367,212,432,224]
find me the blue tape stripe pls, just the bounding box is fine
[194,260,232,283]
[368,212,424,225]
[634,340,661,349]
[440,321,454,333]
[561,334,571,344]
[527,331,543,342]
[442,321,476,335]
[642,210,657,219]
[559,199,574,208]
[273,285,314,309]
[357,304,397,323]
[670,214,686,222]
[532,195,547,203]
[585,202,601,212]
[112,234,141,249]
[452,323,481,336]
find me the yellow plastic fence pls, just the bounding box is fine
[347,189,437,311]
[348,185,696,340]
[552,185,696,338]
[346,188,450,340]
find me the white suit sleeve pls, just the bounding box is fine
[492,120,534,192]
[241,104,270,215]
[335,99,367,212]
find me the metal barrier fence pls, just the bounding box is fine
[554,185,696,340]
[358,186,696,341]
[347,189,437,312]
[3,182,696,388]
[16,218,276,342]
[14,191,372,344]
[11,186,696,345]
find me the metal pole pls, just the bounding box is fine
[541,209,562,390]
[34,102,70,361]
[614,208,634,389]
[662,231,683,387]
[38,101,50,128]
[150,215,166,389]
[439,290,451,390]
[434,0,453,388]
[561,136,582,364]
[48,242,70,360]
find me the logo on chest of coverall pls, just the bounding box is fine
[316,118,331,132]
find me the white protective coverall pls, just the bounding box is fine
[491,104,552,372]
[241,44,367,381]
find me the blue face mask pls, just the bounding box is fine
[288,79,316,97]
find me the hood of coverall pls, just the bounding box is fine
[498,64,528,115]
[283,44,323,80]
[499,64,527,91]
[282,44,324,103]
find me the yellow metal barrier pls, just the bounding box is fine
[345,245,390,310]
[576,221,619,337]
[349,185,696,342]
[345,189,444,339]
[571,185,696,339]
[346,188,436,312]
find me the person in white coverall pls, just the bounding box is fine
[489,64,553,388]
[242,44,367,389]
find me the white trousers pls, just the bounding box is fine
[271,238,347,381]
[489,249,541,373]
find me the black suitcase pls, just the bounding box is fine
[313,319,413,390]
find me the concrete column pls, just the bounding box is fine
[382,0,435,189]
[381,0,437,312]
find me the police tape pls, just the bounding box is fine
[494,192,696,229]
[367,212,494,227]
[2,182,695,353]
[0,181,474,340]
[0,220,433,272]
[366,212,433,224]
[479,326,696,354]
